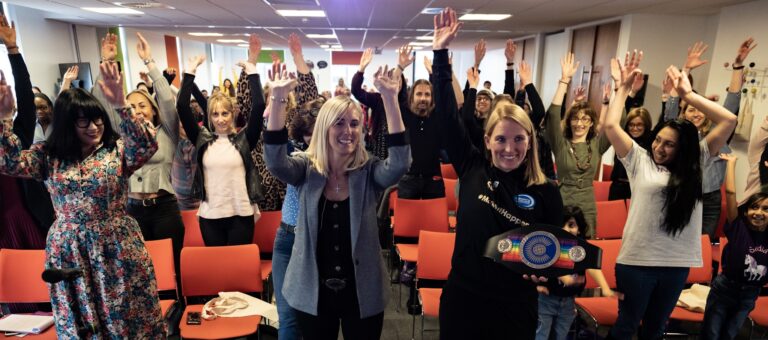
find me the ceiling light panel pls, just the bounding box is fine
[276,10,326,17]
[459,14,512,21]
[82,7,144,14]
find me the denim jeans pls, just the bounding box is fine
[701,190,722,241]
[536,293,576,340]
[701,274,761,340]
[273,225,300,340]
[610,264,689,340]
[397,174,445,199]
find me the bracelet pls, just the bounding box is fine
[559,80,570,85]
[143,58,155,65]
[506,62,514,66]
[397,64,405,71]
[602,100,610,105]
[726,191,736,195]
[270,96,287,104]
[5,45,17,50]
[732,64,745,70]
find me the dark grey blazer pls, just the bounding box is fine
[264,130,410,318]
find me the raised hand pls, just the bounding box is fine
[719,152,737,162]
[423,56,433,74]
[662,75,674,95]
[504,39,517,63]
[248,34,262,62]
[684,41,708,71]
[573,86,587,103]
[735,37,757,66]
[236,60,258,75]
[610,55,621,85]
[0,15,17,48]
[466,67,479,89]
[397,44,414,69]
[139,71,150,84]
[602,83,611,103]
[267,62,297,96]
[666,65,692,98]
[373,65,401,98]
[63,65,80,82]
[432,7,462,50]
[519,60,532,87]
[623,50,643,79]
[0,71,14,119]
[474,39,486,68]
[185,55,206,74]
[101,32,118,62]
[359,48,373,72]
[97,61,126,107]
[287,33,301,58]
[136,32,152,62]
[560,52,580,81]
[631,71,645,93]
[270,51,281,64]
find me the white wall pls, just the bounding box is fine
[703,0,768,198]
[540,32,569,106]
[121,28,169,91]
[74,24,101,85]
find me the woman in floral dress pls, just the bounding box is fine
[0,61,166,338]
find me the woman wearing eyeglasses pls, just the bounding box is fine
[0,61,165,338]
[543,53,614,237]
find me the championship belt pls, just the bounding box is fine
[483,223,602,276]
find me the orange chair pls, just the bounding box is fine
[715,237,728,273]
[393,198,450,264]
[576,239,622,334]
[252,211,282,299]
[625,198,631,210]
[145,239,179,318]
[0,249,57,339]
[444,179,458,228]
[748,296,768,338]
[414,231,455,339]
[179,245,263,339]
[594,200,628,239]
[181,209,205,247]
[602,164,613,181]
[440,163,457,180]
[593,180,612,202]
[669,235,713,325]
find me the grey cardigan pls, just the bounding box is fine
[264,129,410,318]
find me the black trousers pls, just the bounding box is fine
[397,174,445,199]
[127,198,185,291]
[198,215,254,246]
[439,279,537,340]
[295,282,384,340]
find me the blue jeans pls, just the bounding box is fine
[536,293,576,340]
[701,274,761,340]
[273,225,300,340]
[610,264,689,340]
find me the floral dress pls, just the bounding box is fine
[0,107,166,339]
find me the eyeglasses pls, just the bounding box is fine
[477,96,491,102]
[628,123,645,129]
[570,117,592,124]
[75,117,104,128]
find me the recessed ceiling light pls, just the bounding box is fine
[409,42,432,46]
[276,10,326,17]
[459,13,512,21]
[410,46,424,50]
[331,45,342,49]
[306,33,336,39]
[217,39,248,43]
[208,25,216,28]
[320,44,330,48]
[415,36,433,41]
[82,7,144,14]
[421,8,442,14]
[189,32,223,37]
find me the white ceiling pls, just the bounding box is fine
[2,0,752,50]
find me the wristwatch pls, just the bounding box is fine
[143,58,155,65]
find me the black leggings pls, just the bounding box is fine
[198,215,254,246]
[295,283,384,340]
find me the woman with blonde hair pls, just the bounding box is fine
[430,9,563,339]
[264,63,410,340]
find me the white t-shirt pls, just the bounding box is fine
[197,135,254,219]
[616,140,709,268]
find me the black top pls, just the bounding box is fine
[316,196,355,281]
[351,71,388,160]
[397,75,441,177]
[432,49,564,303]
[722,218,768,286]
[543,270,587,297]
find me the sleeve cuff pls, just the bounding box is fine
[433,49,449,65]
[264,128,289,144]
[384,132,409,147]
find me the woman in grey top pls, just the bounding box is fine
[263,64,410,340]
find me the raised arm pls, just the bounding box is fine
[519,61,545,128]
[721,153,738,223]
[462,67,484,143]
[0,15,33,148]
[503,39,517,96]
[0,72,46,180]
[177,55,207,144]
[372,66,411,187]
[60,65,78,94]
[351,48,380,107]
[238,35,266,148]
[92,32,121,132]
[544,53,580,148]
[604,52,643,158]
[136,32,179,144]
[288,33,310,75]
[683,41,709,75]
[669,66,737,155]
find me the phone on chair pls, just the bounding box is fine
[186,312,201,325]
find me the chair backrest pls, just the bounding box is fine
[416,231,455,281]
[687,235,713,283]
[595,200,628,239]
[625,198,631,210]
[0,249,49,303]
[602,164,613,181]
[252,211,282,254]
[181,209,205,247]
[145,238,177,292]
[593,180,612,202]
[181,245,262,297]
[441,163,458,180]
[393,198,450,238]
[389,189,398,213]
[444,178,458,213]
[585,239,622,289]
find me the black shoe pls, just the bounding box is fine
[407,301,422,315]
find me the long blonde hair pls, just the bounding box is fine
[305,96,368,176]
[207,93,237,133]
[484,102,547,187]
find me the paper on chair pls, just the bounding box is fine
[218,291,279,322]
[0,314,54,334]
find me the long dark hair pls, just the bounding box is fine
[34,93,53,108]
[648,119,702,236]
[47,89,117,162]
[563,205,589,237]
[739,190,768,226]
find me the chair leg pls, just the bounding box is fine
[411,314,416,340]
[749,318,755,340]
[421,314,425,340]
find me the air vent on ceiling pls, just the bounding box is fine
[117,2,175,10]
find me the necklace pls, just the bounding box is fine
[567,140,593,171]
